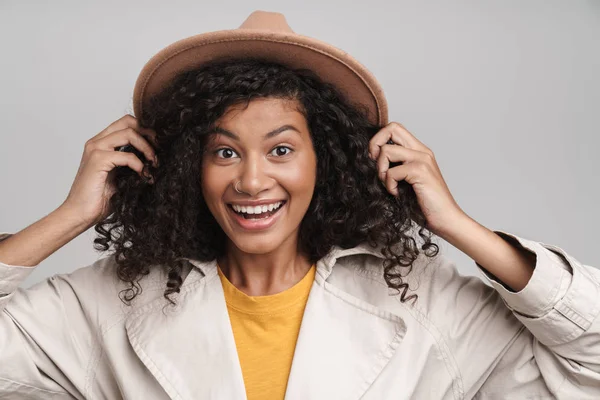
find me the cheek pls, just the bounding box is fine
[201,165,228,208]
[281,156,317,196]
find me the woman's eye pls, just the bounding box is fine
[215,148,238,159]
[269,146,292,157]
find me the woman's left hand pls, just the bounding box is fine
[368,122,468,238]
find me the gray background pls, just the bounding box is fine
[0,0,598,289]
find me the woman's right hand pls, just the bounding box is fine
[61,115,159,227]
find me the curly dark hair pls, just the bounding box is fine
[93,58,440,307]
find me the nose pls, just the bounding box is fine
[235,154,273,196]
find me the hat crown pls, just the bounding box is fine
[238,10,295,33]
[133,10,387,126]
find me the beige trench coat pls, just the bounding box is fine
[0,230,599,399]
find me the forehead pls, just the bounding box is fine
[216,97,306,128]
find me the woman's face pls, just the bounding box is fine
[201,97,317,255]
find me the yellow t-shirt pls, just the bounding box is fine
[217,265,316,400]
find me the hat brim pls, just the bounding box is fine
[132,28,388,126]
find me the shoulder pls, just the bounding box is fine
[327,246,526,389]
[327,245,521,338]
[14,255,176,327]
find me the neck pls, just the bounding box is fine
[218,235,313,296]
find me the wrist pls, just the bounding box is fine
[54,204,96,233]
[432,210,475,243]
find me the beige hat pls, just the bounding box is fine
[132,10,388,126]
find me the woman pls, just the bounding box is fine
[0,10,598,400]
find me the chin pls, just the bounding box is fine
[230,238,282,255]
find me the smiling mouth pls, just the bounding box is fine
[227,201,287,219]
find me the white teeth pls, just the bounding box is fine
[231,201,283,214]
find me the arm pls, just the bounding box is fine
[439,216,600,398]
[0,205,92,268]
[0,114,157,398]
[0,205,92,312]
[440,215,538,293]
[0,209,96,399]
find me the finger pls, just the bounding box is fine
[384,164,409,197]
[94,115,138,140]
[369,124,396,160]
[90,149,143,173]
[386,122,433,157]
[97,128,158,166]
[369,122,432,160]
[86,128,158,167]
[92,115,159,148]
[96,150,153,183]
[376,144,424,180]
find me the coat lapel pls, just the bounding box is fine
[284,246,408,400]
[124,244,407,400]
[124,259,247,400]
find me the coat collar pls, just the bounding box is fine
[124,243,407,400]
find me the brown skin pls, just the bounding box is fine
[201,98,534,297]
[201,97,317,296]
[369,122,535,292]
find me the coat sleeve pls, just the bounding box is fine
[473,230,600,399]
[0,232,90,399]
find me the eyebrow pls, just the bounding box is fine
[208,124,301,141]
